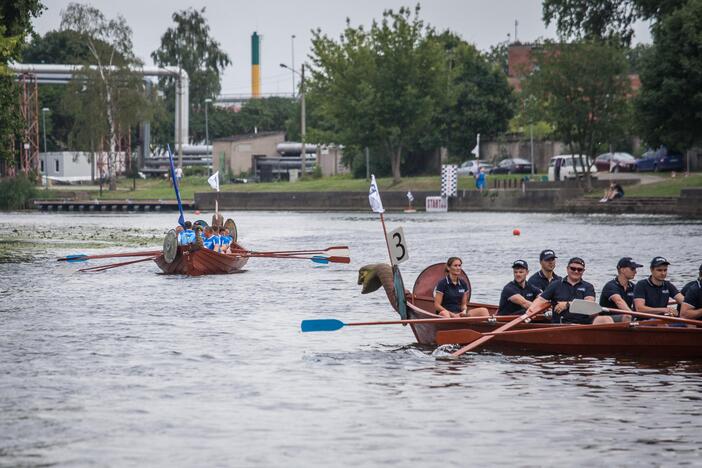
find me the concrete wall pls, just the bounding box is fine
[212,132,286,176]
[317,146,349,176]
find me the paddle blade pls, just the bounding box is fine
[61,254,88,263]
[301,319,345,332]
[569,299,603,316]
[325,256,350,264]
[310,256,330,264]
[436,329,483,345]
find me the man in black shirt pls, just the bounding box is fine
[681,263,702,297]
[633,256,685,315]
[527,249,561,293]
[681,264,702,319]
[599,257,643,322]
[498,260,541,316]
[526,257,614,324]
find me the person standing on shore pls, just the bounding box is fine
[633,257,685,316]
[599,257,643,322]
[527,249,561,293]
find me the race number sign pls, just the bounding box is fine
[425,196,448,212]
[386,226,409,265]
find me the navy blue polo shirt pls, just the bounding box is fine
[527,270,561,293]
[540,277,596,324]
[681,279,699,297]
[683,279,702,309]
[633,277,680,309]
[434,276,469,313]
[600,277,635,310]
[498,280,541,315]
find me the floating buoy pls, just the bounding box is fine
[195,210,201,215]
[513,228,521,236]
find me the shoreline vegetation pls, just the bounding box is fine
[28,172,702,201]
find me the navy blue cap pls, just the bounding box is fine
[650,256,670,267]
[512,259,529,270]
[568,257,585,267]
[617,257,643,269]
[540,249,557,261]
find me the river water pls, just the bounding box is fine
[1,211,701,467]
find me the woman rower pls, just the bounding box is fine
[434,257,490,318]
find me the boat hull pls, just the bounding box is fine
[153,243,249,276]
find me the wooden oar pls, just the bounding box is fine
[232,252,350,264]
[248,246,350,256]
[58,250,162,262]
[451,303,551,357]
[301,315,522,332]
[78,256,158,272]
[436,322,632,346]
[570,299,702,327]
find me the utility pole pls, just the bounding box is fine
[365,147,370,180]
[300,63,306,179]
[41,107,49,188]
[291,35,296,97]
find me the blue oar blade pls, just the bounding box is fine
[310,255,330,264]
[65,254,89,263]
[301,319,345,332]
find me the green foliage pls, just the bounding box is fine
[150,7,231,144]
[523,40,632,189]
[0,174,37,209]
[636,0,702,150]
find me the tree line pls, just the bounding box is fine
[2,1,701,189]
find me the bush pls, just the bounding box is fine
[184,166,208,176]
[0,175,38,210]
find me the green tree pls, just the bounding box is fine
[636,0,702,151]
[60,3,151,190]
[151,7,231,144]
[308,5,446,182]
[524,41,632,190]
[0,0,44,167]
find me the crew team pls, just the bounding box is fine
[174,221,234,254]
[435,250,702,323]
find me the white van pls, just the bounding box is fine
[548,154,598,181]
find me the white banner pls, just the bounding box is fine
[368,174,384,213]
[207,171,220,191]
[426,196,448,212]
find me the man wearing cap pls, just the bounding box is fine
[633,257,684,316]
[680,264,702,319]
[527,249,561,293]
[526,257,614,324]
[599,257,644,322]
[497,260,542,316]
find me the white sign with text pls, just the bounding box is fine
[386,226,409,265]
[425,196,448,212]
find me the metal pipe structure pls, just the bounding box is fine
[8,63,190,149]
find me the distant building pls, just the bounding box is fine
[39,151,126,183]
[212,131,286,178]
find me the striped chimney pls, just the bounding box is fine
[251,32,261,98]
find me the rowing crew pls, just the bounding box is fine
[434,252,702,323]
[175,221,233,253]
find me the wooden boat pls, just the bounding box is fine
[393,262,702,358]
[152,241,249,276]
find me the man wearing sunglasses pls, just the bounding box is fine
[527,249,561,293]
[599,257,644,322]
[633,257,685,316]
[526,257,614,324]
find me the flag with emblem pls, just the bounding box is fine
[368,174,384,213]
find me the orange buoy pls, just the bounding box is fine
[195,210,201,215]
[513,228,521,236]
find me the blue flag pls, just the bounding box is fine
[167,144,186,227]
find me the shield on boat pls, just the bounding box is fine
[224,218,238,242]
[193,219,208,228]
[163,229,178,264]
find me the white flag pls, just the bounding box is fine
[207,171,220,191]
[368,174,385,213]
[406,191,414,202]
[471,133,480,157]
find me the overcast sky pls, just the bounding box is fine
[32,0,653,97]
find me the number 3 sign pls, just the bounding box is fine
[386,226,409,265]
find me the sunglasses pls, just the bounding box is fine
[568,266,584,273]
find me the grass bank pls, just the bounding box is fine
[585,173,702,198]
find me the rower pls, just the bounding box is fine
[598,257,643,322]
[680,264,702,320]
[219,227,232,253]
[202,226,216,250]
[180,221,196,245]
[497,260,541,316]
[211,226,222,252]
[633,257,684,316]
[433,257,489,318]
[527,249,561,293]
[526,257,613,324]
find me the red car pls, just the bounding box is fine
[594,152,638,172]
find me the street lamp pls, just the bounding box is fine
[41,107,50,187]
[291,35,296,97]
[204,98,212,148]
[280,62,306,178]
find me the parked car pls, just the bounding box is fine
[594,152,638,172]
[547,154,597,181]
[489,157,534,174]
[635,147,685,172]
[457,160,494,176]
